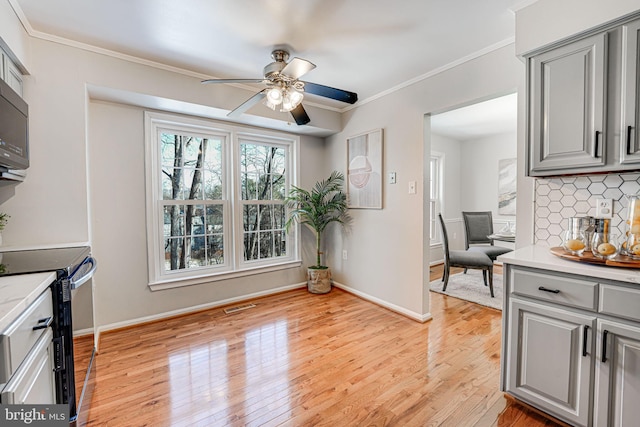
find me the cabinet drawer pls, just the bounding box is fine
[0,329,54,404]
[510,267,598,310]
[600,284,640,322]
[0,290,53,384]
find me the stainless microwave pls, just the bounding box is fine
[0,77,28,171]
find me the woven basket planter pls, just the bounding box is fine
[307,267,332,294]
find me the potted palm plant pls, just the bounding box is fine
[285,171,351,293]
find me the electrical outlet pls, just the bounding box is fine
[342,250,348,260]
[408,181,416,194]
[595,198,613,218]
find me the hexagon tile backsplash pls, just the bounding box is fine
[535,173,640,247]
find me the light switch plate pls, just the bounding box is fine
[595,198,613,218]
[389,172,396,184]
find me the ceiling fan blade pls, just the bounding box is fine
[290,104,310,125]
[202,78,265,84]
[227,90,267,118]
[302,81,358,104]
[281,58,316,80]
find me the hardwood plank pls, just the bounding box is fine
[74,263,564,426]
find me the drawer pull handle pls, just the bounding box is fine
[602,329,609,363]
[538,286,560,294]
[627,125,634,155]
[32,316,53,331]
[594,131,601,158]
[582,325,589,357]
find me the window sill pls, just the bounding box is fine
[148,260,303,291]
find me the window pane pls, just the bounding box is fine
[259,204,274,230]
[259,231,274,258]
[257,174,271,200]
[189,236,207,267]
[244,232,258,261]
[204,170,223,200]
[205,205,224,232]
[242,172,258,200]
[207,235,224,264]
[183,137,200,165]
[243,205,258,231]
[161,133,182,168]
[164,237,185,271]
[273,205,285,228]
[164,205,185,237]
[272,174,285,200]
[274,230,286,257]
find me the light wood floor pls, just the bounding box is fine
[74,265,564,426]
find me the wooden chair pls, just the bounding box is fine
[438,214,495,297]
[462,211,512,261]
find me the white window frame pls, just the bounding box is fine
[144,111,301,290]
[430,152,444,245]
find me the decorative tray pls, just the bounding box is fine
[550,247,640,268]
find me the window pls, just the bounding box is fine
[145,112,299,288]
[430,153,443,244]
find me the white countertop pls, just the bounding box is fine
[0,272,56,332]
[498,245,640,285]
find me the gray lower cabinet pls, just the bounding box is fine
[507,298,595,426]
[593,318,640,426]
[503,264,640,427]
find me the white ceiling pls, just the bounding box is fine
[430,92,518,141]
[11,0,527,131]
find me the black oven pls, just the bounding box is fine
[0,246,97,425]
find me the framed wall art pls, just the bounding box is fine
[498,157,516,215]
[347,128,383,209]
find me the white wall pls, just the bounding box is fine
[516,0,640,55]
[325,44,524,320]
[460,132,517,217]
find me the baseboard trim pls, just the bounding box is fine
[332,281,432,323]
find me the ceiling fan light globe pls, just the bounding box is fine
[289,89,303,106]
[266,87,283,104]
[263,98,278,110]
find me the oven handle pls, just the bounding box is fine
[70,256,98,289]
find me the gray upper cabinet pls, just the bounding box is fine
[527,14,640,176]
[620,19,640,164]
[528,33,607,175]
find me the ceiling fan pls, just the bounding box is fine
[201,49,358,125]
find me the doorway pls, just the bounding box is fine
[428,92,518,266]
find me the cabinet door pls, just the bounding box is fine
[507,299,595,427]
[528,33,607,175]
[594,319,640,427]
[620,19,640,164]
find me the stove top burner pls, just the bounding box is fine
[0,246,91,276]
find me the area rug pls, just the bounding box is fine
[429,270,503,310]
